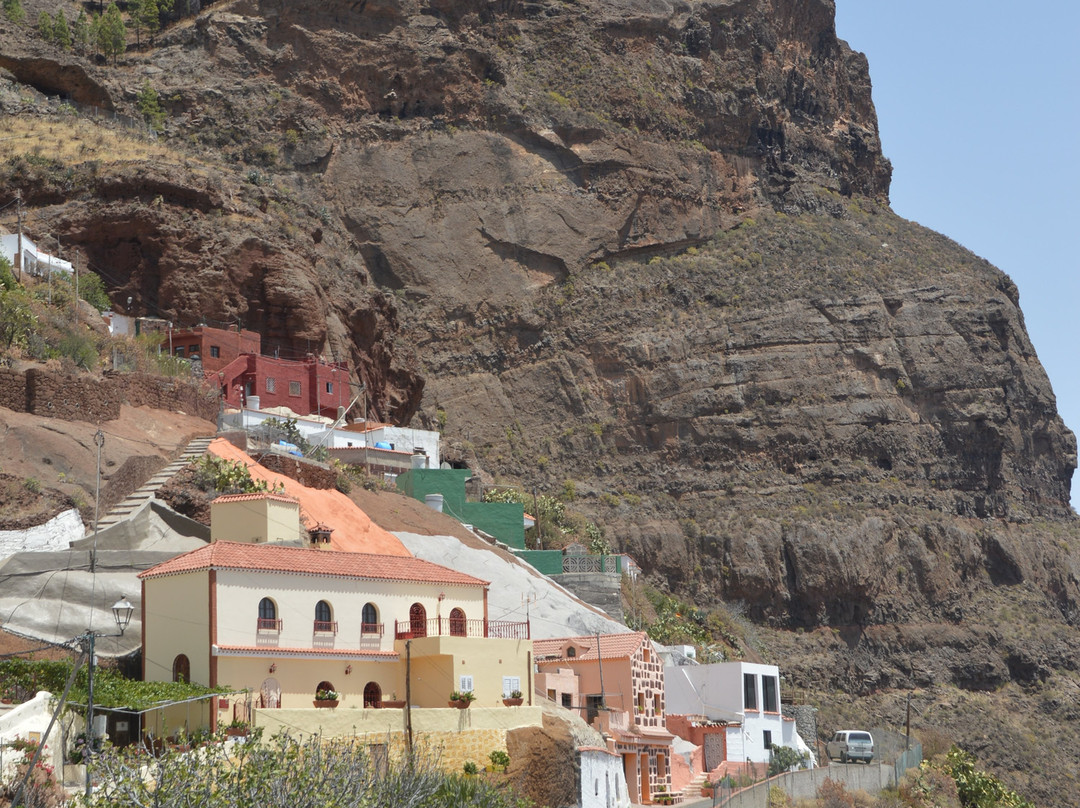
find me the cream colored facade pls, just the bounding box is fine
[140,544,532,728]
[210,494,302,544]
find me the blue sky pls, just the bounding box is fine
[834,2,1080,509]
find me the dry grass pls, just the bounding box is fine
[0,115,181,166]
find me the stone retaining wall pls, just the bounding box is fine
[0,367,217,423]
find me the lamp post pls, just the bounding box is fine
[82,595,135,801]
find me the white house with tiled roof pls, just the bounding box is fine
[534,632,673,805]
[138,496,532,735]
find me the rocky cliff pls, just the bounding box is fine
[3,0,1079,802]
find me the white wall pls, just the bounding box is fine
[0,692,66,781]
[0,509,83,563]
[580,748,631,808]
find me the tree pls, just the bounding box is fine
[2,0,25,24]
[136,80,166,132]
[767,744,807,777]
[96,2,125,63]
[73,9,90,49]
[0,287,36,350]
[53,10,71,49]
[37,9,54,41]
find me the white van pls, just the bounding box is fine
[826,730,874,763]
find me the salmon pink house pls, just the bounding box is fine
[138,541,532,724]
[535,633,674,805]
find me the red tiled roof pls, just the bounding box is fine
[533,632,648,662]
[212,492,299,505]
[139,541,489,587]
[214,645,399,660]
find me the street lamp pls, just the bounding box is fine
[82,595,135,800]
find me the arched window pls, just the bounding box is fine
[449,607,466,637]
[172,654,190,683]
[361,603,379,635]
[315,680,337,702]
[567,647,576,658]
[314,600,336,633]
[409,603,427,638]
[363,681,382,708]
[258,598,280,631]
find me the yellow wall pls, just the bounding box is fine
[210,497,300,544]
[214,569,486,655]
[402,636,531,708]
[143,572,210,685]
[253,705,542,772]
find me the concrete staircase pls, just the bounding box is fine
[678,771,711,802]
[91,436,215,532]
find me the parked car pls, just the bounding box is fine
[826,730,874,763]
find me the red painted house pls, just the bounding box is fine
[167,324,351,420]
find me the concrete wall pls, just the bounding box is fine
[0,692,66,780]
[551,572,623,622]
[721,764,896,808]
[0,508,83,562]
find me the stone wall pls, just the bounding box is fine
[1,368,217,424]
[256,452,337,490]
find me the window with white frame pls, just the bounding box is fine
[289,381,301,396]
[502,676,521,697]
[459,675,474,693]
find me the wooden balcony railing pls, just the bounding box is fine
[394,618,530,641]
[313,620,338,634]
[360,622,384,636]
[257,618,282,632]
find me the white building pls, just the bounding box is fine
[664,661,810,765]
[1,233,73,277]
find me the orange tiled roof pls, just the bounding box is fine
[212,492,299,505]
[206,438,411,556]
[533,632,648,662]
[139,541,489,587]
[214,645,399,660]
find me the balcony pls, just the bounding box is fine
[360,622,384,637]
[257,618,282,632]
[313,620,338,635]
[394,617,530,641]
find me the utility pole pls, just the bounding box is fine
[15,190,23,281]
[73,252,79,327]
[92,429,104,572]
[595,632,606,709]
[405,640,414,761]
[905,693,911,752]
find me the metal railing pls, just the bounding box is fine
[562,554,621,574]
[394,618,530,640]
[313,620,338,634]
[256,618,282,632]
[360,622,384,636]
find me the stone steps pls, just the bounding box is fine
[90,436,214,532]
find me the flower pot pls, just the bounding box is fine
[701,787,714,797]
[502,697,524,707]
[382,700,406,708]
[225,728,249,738]
[448,699,471,709]
[313,699,340,708]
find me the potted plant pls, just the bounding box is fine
[383,691,406,709]
[314,688,340,707]
[448,690,476,708]
[653,787,674,805]
[224,719,250,738]
[701,778,714,797]
[502,689,524,707]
